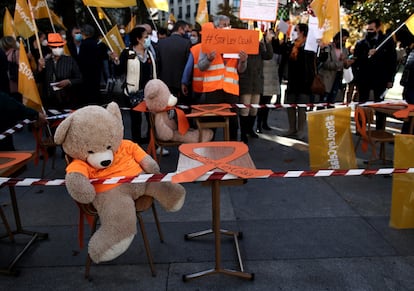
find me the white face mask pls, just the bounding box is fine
[41,39,48,46]
[119,29,126,34]
[52,47,64,56]
[167,24,174,31]
[190,36,198,45]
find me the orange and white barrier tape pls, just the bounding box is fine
[0,168,413,187]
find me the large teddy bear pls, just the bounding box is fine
[54,102,186,263]
[143,79,213,143]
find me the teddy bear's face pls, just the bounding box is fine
[54,103,124,169]
[144,79,178,112]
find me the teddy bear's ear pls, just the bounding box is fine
[54,114,73,145]
[106,102,122,123]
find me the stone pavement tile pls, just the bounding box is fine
[1,264,169,291]
[323,175,393,217]
[238,218,396,260]
[366,217,414,256]
[168,256,414,291]
[232,178,358,220]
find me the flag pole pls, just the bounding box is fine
[27,0,43,59]
[86,5,114,52]
[374,22,405,52]
[44,0,56,33]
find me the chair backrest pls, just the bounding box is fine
[147,112,182,161]
[354,106,375,136]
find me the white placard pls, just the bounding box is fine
[240,0,278,22]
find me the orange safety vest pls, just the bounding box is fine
[192,46,239,96]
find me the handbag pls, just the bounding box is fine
[126,89,145,107]
[311,74,326,95]
[343,67,354,84]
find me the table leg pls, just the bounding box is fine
[183,180,254,281]
[0,186,48,276]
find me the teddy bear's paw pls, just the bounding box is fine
[201,129,214,142]
[164,185,186,212]
[91,235,134,263]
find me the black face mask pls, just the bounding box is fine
[366,31,376,40]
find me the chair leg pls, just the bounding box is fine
[151,204,164,243]
[137,213,156,277]
[85,215,98,280]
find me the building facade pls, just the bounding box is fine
[159,0,241,27]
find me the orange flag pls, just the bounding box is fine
[14,0,36,38]
[143,0,169,12]
[126,15,136,33]
[50,10,67,30]
[406,14,414,35]
[102,25,125,56]
[18,39,42,112]
[97,7,112,25]
[3,7,16,38]
[310,0,340,45]
[32,0,49,19]
[196,0,209,25]
[82,0,136,8]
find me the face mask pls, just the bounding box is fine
[290,30,298,41]
[190,36,198,45]
[143,37,151,49]
[41,39,48,46]
[119,29,126,35]
[61,34,67,40]
[184,32,191,39]
[16,41,20,48]
[74,33,82,42]
[167,24,174,31]
[52,47,64,56]
[366,31,376,40]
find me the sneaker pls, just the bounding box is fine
[156,147,170,156]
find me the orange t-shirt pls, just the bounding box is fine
[66,140,147,193]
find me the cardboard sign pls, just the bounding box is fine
[201,28,259,55]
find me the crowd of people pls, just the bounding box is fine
[1,14,413,153]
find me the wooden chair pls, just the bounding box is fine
[354,105,395,167]
[148,113,182,164]
[32,123,57,178]
[64,156,164,279]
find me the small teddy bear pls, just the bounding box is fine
[143,79,213,143]
[54,102,186,263]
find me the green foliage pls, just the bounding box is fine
[349,0,414,29]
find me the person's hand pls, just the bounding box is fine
[239,51,248,63]
[36,112,48,126]
[265,30,275,43]
[181,84,188,96]
[207,51,216,62]
[56,79,71,88]
[368,48,377,57]
[38,58,45,71]
[109,51,120,64]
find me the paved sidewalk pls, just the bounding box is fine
[1,105,414,291]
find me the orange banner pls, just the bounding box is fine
[201,28,259,54]
[390,134,414,228]
[308,107,357,170]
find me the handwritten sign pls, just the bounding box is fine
[239,0,278,22]
[201,28,259,55]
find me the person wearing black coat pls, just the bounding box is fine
[353,19,397,129]
[0,91,47,151]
